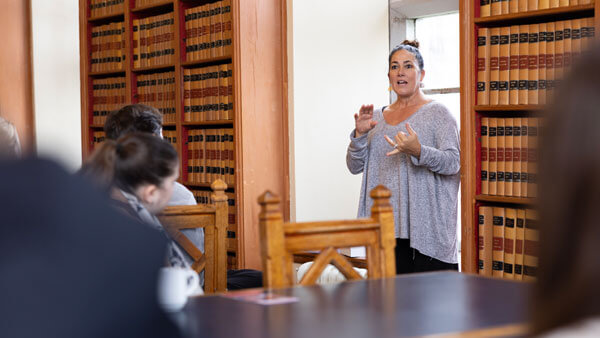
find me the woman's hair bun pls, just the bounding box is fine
[401,40,420,49]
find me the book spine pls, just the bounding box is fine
[490,28,500,105]
[481,117,489,195]
[479,206,494,276]
[539,0,550,9]
[481,0,491,18]
[554,21,565,88]
[509,25,520,104]
[509,0,519,13]
[491,0,502,16]
[489,118,498,195]
[499,27,510,105]
[492,207,505,278]
[571,19,582,66]
[515,209,525,280]
[524,209,538,281]
[518,0,528,12]
[497,118,505,196]
[538,23,547,105]
[521,119,529,197]
[503,208,516,279]
[564,20,572,75]
[546,22,555,100]
[528,118,538,198]
[512,118,522,197]
[477,28,490,105]
[528,24,539,105]
[504,118,514,196]
[528,0,538,10]
[518,25,529,104]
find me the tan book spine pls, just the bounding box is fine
[515,209,525,280]
[184,8,191,61]
[481,117,489,195]
[196,68,204,122]
[521,118,529,197]
[223,0,233,56]
[214,2,224,57]
[186,131,192,183]
[580,0,590,4]
[219,64,228,120]
[519,0,528,12]
[509,0,519,12]
[490,28,500,105]
[489,118,498,195]
[505,118,514,196]
[499,27,510,105]
[184,69,191,121]
[481,0,491,17]
[528,0,538,10]
[569,0,578,5]
[492,207,505,278]
[539,0,550,9]
[477,28,491,105]
[564,20,572,74]
[555,21,565,86]
[227,63,233,119]
[509,26,520,104]
[524,209,538,281]
[497,118,505,196]
[203,4,211,60]
[550,0,560,6]
[228,128,234,184]
[571,19,582,65]
[220,128,226,181]
[501,0,509,14]
[518,25,529,104]
[546,22,555,99]
[559,0,569,5]
[212,66,219,121]
[527,118,538,198]
[192,7,201,61]
[491,0,502,16]
[200,68,208,121]
[479,206,494,276]
[512,119,522,197]
[504,208,516,279]
[538,23,547,105]
[528,24,539,105]
[583,18,595,55]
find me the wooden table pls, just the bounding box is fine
[179,272,530,338]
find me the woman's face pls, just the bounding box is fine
[388,49,425,98]
[140,164,179,214]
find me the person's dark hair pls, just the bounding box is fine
[531,44,600,334]
[81,133,178,194]
[389,40,424,71]
[104,104,163,140]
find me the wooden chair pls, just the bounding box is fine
[157,180,228,293]
[258,185,396,288]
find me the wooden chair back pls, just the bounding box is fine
[258,185,396,288]
[157,180,228,293]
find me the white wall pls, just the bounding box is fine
[290,0,389,222]
[31,0,82,171]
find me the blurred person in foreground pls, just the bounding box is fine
[531,44,600,336]
[102,104,261,290]
[0,156,180,337]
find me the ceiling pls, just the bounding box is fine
[389,0,458,18]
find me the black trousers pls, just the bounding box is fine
[226,269,263,290]
[395,238,458,274]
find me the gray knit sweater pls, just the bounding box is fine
[346,101,460,263]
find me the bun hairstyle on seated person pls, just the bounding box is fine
[389,39,424,71]
[81,132,178,194]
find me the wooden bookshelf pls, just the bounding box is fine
[459,0,599,275]
[79,0,289,270]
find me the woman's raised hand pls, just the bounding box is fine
[354,104,377,137]
[384,123,421,158]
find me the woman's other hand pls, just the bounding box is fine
[384,123,422,158]
[354,104,377,137]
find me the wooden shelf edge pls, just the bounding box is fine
[181,56,233,67]
[88,12,125,23]
[89,69,126,77]
[182,120,234,126]
[132,64,176,73]
[474,4,595,25]
[131,0,174,14]
[474,105,545,112]
[89,124,104,129]
[475,195,536,205]
[183,181,235,189]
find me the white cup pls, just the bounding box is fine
[157,267,202,312]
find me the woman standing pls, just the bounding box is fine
[346,40,460,274]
